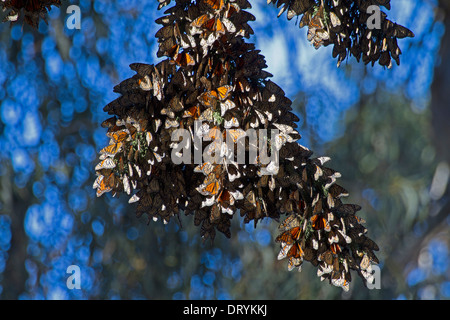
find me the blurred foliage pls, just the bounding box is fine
[322,91,442,299]
[0,0,448,300]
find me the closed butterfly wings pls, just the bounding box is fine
[269,0,413,67]
[298,1,330,50]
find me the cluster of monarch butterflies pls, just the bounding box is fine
[94,0,383,291]
[1,0,61,27]
[268,0,414,67]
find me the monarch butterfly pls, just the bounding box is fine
[206,125,221,141]
[192,14,225,35]
[288,242,304,260]
[100,142,123,157]
[328,229,340,244]
[331,275,349,291]
[122,174,131,195]
[213,60,230,78]
[273,133,288,151]
[138,75,152,91]
[229,189,244,202]
[359,253,371,270]
[157,39,178,58]
[107,129,129,143]
[201,196,216,208]
[218,189,234,206]
[354,215,366,225]
[94,172,116,197]
[319,250,334,265]
[313,164,323,181]
[287,256,303,271]
[302,2,329,49]
[173,52,195,67]
[198,107,214,122]
[225,2,240,18]
[198,91,216,107]
[195,122,211,138]
[327,192,336,209]
[244,190,257,208]
[220,99,236,116]
[95,158,116,171]
[222,17,236,33]
[204,0,225,10]
[278,242,303,260]
[210,85,233,101]
[328,184,349,199]
[210,203,221,222]
[165,118,180,129]
[308,10,325,30]
[275,226,301,245]
[311,214,331,232]
[277,243,293,260]
[226,161,241,182]
[128,193,140,204]
[273,123,295,135]
[224,128,245,144]
[335,203,361,216]
[224,116,239,128]
[197,165,222,196]
[278,214,301,232]
[150,150,165,164]
[183,105,201,119]
[204,178,220,196]
[101,116,118,128]
[199,32,218,56]
[194,162,215,176]
[155,25,175,40]
[330,243,341,254]
[254,110,266,125]
[145,131,153,146]
[235,77,251,93]
[180,33,196,49]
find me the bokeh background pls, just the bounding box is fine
[0,0,449,299]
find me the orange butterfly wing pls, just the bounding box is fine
[330,243,341,254]
[198,92,215,107]
[215,18,225,34]
[175,52,195,67]
[204,0,224,10]
[183,105,201,119]
[95,172,115,197]
[100,142,122,156]
[205,180,220,196]
[107,130,128,143]
[192,14,209,28]
[215,85,233,100]
[276,232,294,245]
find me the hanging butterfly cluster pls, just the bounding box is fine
[94,0,379,291]
[1,0,61,27]
[268,0,414,67]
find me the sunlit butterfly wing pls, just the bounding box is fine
[95,158,116,171]
[204,0,225,10]
[100,142,123,157]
